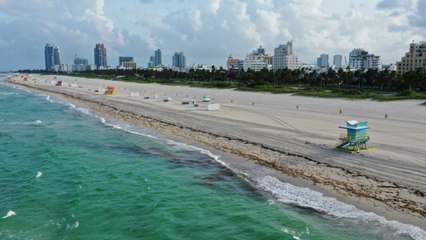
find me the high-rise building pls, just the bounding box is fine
[242,46,273,71]
[227,54,243,70]
[317,54,329,68]
[45,44,61,70]
[272,41,298,70]
[118,56,136,70]
[148,49,162,68]
[333,55,343,68]
[74,55,89,65]
[349,48,381,70]
[119,56,133,66]
[148,56,155,68]
[72,55,92,72]
[256,46,265,55]
[154,49,162,67]
[396,41,426,74]
[94,43,107,70]
[121,62,137,70]
[172,52,186,70]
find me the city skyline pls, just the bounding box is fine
[0,0,425,71]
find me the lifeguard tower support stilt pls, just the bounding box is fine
[336,120,369,151]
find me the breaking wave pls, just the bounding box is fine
[257,176,426,240]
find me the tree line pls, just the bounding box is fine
[20,67,426,92]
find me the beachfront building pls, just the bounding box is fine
[317,54,329,68]
[72,55,94,72]
[94,43,107,70]
[74,56,89,65]
[349,49,381,70]
[44,44,61,71]
[227,54,244,70]
[243,57,270,71]
[272,41,298,70]
[118,56,137,70]
[172,52,186,70]
[333,55,343,69]
[120,61,137,70]
[241,46,273,71]
[72,64,95,72]
[243,52,272,72]
[154,49,162,67]
[148,49,162,68]
[119,56,133,66]
[148,56,155,68]
[382,64,397,71]
[396,41,426,74]
[51,64,71,73]
[256,46,266,55]
[190,64,211,71]
[236,59,244,70]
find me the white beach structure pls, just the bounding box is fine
[130,92,140,97]
[205,103,220,111]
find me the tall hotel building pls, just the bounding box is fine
[396,42,426,74]
[154,49,162,67]
[45,44,61,70]
[94,43,107,69]
[148,49,162,68]
[172,52,186,70]
[272,41,298,70]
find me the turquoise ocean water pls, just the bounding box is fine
[0,75,425,240]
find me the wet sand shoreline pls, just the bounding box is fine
[5,74,426,229]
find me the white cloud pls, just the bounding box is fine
[83,0,114,33]
[255,9,281,39]
[210,0,222,14]
[0,0,423,70]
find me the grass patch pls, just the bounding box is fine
[116,78,239,89]
[296,88,426,101]
[237,84,298,94]
[56,73,426,101]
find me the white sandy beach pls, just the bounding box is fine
[6,74,426,229]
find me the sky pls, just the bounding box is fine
[0,0,425,71]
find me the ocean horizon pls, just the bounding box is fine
[1,74,425,240]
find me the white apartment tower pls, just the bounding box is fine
[349,49,381,70]
[272,41,298,70]
[243,57,270,71]
[243,47,273,71]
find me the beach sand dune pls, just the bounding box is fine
[6,74,426,228]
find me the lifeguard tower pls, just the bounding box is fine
[104,86,115,95]
[336,120,369,151]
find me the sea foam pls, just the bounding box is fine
[2,210,16,219]
[281,227,304,240]
[257,176,426,240]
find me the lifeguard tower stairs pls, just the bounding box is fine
[336,120,369,151]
